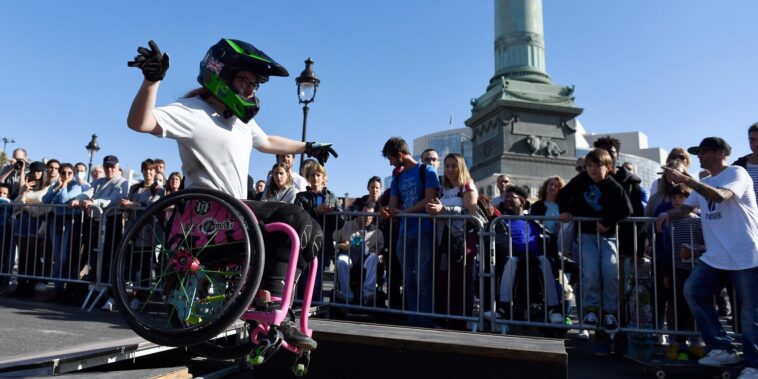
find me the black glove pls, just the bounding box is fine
[304,142,338,165]
[128,40,170,82]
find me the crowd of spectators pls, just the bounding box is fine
[2,124,758,373]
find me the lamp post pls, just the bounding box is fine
[1,137,14,164]
[295,58,320,167]
[85,134,100,182]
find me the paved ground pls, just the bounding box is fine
[0,297,133,359]
[0,297,714,378]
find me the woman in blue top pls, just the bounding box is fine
[42,163,83,301]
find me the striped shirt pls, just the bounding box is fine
[669,217,705,269]
[745,163,758,199]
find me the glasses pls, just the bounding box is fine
[234,76,260,92]
[62,171,74,176]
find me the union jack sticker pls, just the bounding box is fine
[205,56,224,75]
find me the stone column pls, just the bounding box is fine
[494,0,551,84]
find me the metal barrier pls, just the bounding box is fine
[2,200,741,346]
[0,202,103,301]
[484,214,740,341]
[312,210,486,331]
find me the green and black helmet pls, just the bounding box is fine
[198,38,289,123]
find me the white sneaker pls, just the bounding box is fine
[101,297,117,312]
[738,367,758,379]
[549,311,564,324]
[129,298,142,310]
[577,329,590,340]
[698,349,740,367]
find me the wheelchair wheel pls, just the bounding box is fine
[112,188,264,347]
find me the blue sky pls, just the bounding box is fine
[2,1,757,197]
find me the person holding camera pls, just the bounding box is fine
[0,148,30,199]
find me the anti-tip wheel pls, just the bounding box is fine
[655,369,666,379]
[292,363,307,377]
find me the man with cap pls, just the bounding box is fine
[0,148,30,199]
[71,154,129,311]
[657,137,758,376]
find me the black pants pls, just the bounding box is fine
[243,201,322,298]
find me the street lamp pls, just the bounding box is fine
[85,134,100,182]
[295,58,320,167]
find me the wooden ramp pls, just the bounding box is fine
[254,319,567,379]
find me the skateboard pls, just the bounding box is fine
[626,355,744,379]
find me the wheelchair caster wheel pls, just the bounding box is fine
[245,328,283,367]
[246,352,265,366]
[292,351,311,377]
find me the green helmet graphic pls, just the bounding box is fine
[198,39,289,123]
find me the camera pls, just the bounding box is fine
[14,160,24,170]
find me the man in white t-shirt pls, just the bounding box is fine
[657,137,758,375]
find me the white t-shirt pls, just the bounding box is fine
[683,165,758,270]
[154,97,268,199]
[437,182,478,238]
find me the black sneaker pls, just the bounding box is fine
[278,320,317,350]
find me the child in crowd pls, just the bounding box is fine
[658,184,706,360]
[295,163,343,299]
[332,201,384,305]
[558,148,632,354]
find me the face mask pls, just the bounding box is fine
[77,172,87,182]
[156,179,165,186]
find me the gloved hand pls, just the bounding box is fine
[128,40,170,82]
[304,142,338,165]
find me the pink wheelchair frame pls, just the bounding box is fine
[243,218,318,362]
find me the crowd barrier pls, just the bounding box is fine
[0,202,741,344]
[483,215,740,341]
[310,210,486,331]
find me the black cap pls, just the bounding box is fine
[29,161,46,172]
[687,137,732,156]
[103,155,119,166]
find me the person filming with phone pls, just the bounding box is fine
[0,148,30,199]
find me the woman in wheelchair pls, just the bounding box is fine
[496,185,563,324]
[125,38,338,354]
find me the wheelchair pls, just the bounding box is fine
[111,188,317,376]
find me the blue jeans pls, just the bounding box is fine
[396,231,434,327]
[579,233,619,314]
[51,218,73,291]
[684,262,758,368]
